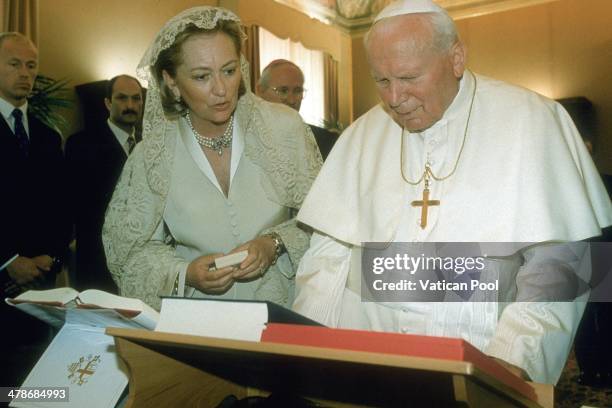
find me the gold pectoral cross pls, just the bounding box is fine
[411,177,440,229]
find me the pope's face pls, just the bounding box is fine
[366,15,465,132]
[0,37,38,107]
[164,32,241,130]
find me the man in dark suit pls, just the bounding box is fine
[65,75,143,293]
[257,59,338,159]
[0,31,70,385]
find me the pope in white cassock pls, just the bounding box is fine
[293,0,612,384]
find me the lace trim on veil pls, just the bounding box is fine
[104,6,322,280]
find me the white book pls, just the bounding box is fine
[6,288,160,408]
[156,298,268,342]
[155,297,320,342]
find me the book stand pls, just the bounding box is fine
[108,328,553,407]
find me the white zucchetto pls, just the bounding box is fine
[374,0,445,23]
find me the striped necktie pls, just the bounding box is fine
[12,109,29,157]
[127,134,136,154]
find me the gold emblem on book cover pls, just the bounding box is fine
[68,354,101,385]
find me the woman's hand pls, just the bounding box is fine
[231,236,277,281]
[186,253,236,294]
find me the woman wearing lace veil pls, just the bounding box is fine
[102,6,322,310]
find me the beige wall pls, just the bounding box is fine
[36,0,612,172]
[234,0,354,125]
[37,0,217,135]
[37,0,354,135]
[351,0,612,172]
[351,33,378,122]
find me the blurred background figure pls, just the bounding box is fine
[66,74,144,294]
[258,59,337,159]
[0,31,70,386]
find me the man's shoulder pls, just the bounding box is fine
[244,94,310,141]
[341,104,390,139]
[27,114,60,135]
[475,73,557,111]
[66,123,113,150]
[252,94,304,126]
[27,114,63,146]
[321,104,394,162]
[308,124,337,139]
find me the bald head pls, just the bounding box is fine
[0,32,38,107]
[0,32,36,49]
[257,59,305,111]
[105,75,143,133]
[365,10,466,131]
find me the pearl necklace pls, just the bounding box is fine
[186,113,233,156]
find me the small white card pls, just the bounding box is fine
[214,250,248,269]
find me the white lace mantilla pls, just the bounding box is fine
[102,6,322,309]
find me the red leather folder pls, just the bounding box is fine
[261,323,536,401]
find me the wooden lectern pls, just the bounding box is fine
[107,328,553,407]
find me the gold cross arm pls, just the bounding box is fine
[411,188,440,229]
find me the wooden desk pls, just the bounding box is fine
[108,328,553,407]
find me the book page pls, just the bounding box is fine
[10,302,156,331]
[9,287,80,305]
[78,290,159,329]
[10,302,67,329]
[156,298,268,342]
[78,289,142,311]
[10,324,127,408]
[65,308,154,330]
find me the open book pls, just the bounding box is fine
[8,287,159,329]
[6,288,160,408]
[7,292,316,407]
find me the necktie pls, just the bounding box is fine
[12,109,29,157]
[127,134,136,154]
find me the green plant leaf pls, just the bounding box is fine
[28,75,73,133]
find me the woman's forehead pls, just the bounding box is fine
[179,32,238,66]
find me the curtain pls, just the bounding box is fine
[243,24,260,93]
[323,53,339,126]
[2,0,38,44]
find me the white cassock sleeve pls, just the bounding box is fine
[485,243,590,384]
[293,231,351,326]
[296,236,590,385]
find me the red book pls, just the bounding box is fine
[261,323,536,401]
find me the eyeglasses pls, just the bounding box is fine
[271,86,306,99]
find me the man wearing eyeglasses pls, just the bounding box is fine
[257,59,337,159]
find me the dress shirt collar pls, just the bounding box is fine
[409,70,473,138]
[0,97,29,135]
[442,70,474,123]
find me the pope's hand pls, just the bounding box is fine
[186,253,236,294]
[231,236,276,281]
